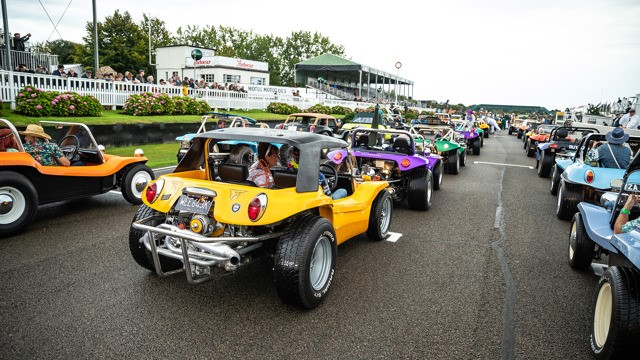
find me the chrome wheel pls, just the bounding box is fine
[380,195,392,233]
[0,186,26,225]
[130,170,152,199]
[309,236,332,291]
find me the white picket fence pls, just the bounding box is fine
[0,70,396,112]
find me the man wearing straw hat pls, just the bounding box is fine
[19,124,70,166]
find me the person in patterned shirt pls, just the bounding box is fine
[19,124,70,166]
[247,142,278,188]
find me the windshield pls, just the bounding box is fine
[41,123,99,150]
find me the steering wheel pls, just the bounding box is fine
[59,135,80,161]
[319,163,338,192]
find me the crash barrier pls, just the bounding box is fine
[0,70,432,114]
[10,121,285,146]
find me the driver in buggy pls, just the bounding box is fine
[287,146,348,200]
[20,124,71,166]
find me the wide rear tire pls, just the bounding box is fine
[274,215,337,310]
[538,151,553,178]
[129,204,183,272]
[122,164,155,205]
[590,267,640,359]
[556,180,579,220]
[472,138,481,155]
[366,190,393,240]
[460,149,466,167]
[526,140,536,157]
[408,168,433,211]
[0,172,38,238]
[433,161,443,190]
[568,213,595,271]
[550,165,561,195]
[447,150,460,175]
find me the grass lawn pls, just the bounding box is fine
[2,108,346,169]
[106,142,180,169]
[0,109,296,126]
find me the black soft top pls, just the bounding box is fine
[178,128,347,193]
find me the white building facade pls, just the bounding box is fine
[155,45,270,86]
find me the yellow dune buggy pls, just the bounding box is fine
[129,128,392,309]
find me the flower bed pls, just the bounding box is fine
[15,86,102,117]
[123,92,210,116]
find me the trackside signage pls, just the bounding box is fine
[185,56,268,71]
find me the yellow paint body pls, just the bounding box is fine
[143,169,389,245]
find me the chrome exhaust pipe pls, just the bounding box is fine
[140,225,241,266]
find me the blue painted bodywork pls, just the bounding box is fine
[579,202,640,268]
[562,163,626,190]
[578,202,618,253]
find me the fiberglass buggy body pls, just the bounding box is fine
[129,127,392,310]
[568,153,640,359]
[1,119,154,237]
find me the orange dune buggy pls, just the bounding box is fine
[0,119,154,237]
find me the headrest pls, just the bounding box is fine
[218,163,248,183]
[556,128,568,139]
[393,135,410,150]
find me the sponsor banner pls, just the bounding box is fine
[185,56,268,71]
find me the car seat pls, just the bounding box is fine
[217,162,256,186]
[355,134,369,148]
[393,135,411,155]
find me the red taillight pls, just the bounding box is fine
[146,183,157,203]
[145,178,164,203]
[310,125,316,132]
[585,170,594,184]
[550,144,558,149]
[247,194,267,222]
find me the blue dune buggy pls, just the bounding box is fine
[536,126,598,178]
[568,153,640,359]
[553,132,640,220]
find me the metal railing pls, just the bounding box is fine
[0,69,429,112]
[0,49,59,73]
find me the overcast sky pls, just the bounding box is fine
[4,0,640,110]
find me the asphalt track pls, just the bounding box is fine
[0,133,599,359]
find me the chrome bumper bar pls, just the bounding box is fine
[131,215,283,284]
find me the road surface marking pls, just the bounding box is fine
[385,232,402,243]
[474,161,534,169]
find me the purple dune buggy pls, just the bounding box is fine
[337,128,443,211]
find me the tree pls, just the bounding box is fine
[279,31,345,86]
[31,39,84,65]
[80,10,150,76]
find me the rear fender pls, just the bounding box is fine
[555,158,573,171]
[563,163,625,189]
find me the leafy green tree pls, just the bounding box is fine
[170,25,343,86]
[279,31,345,86]
[31,40,84,65]
[80,10,149,76]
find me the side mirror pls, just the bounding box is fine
[610,178,623,191]
[600,192,619,209]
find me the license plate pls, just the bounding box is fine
[174,195,213,215]
[624,183,640,192]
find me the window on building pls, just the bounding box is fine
[224,74,241,84]
[203,74,215,83]
[172,71,179,77]
[250,77,265,85]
